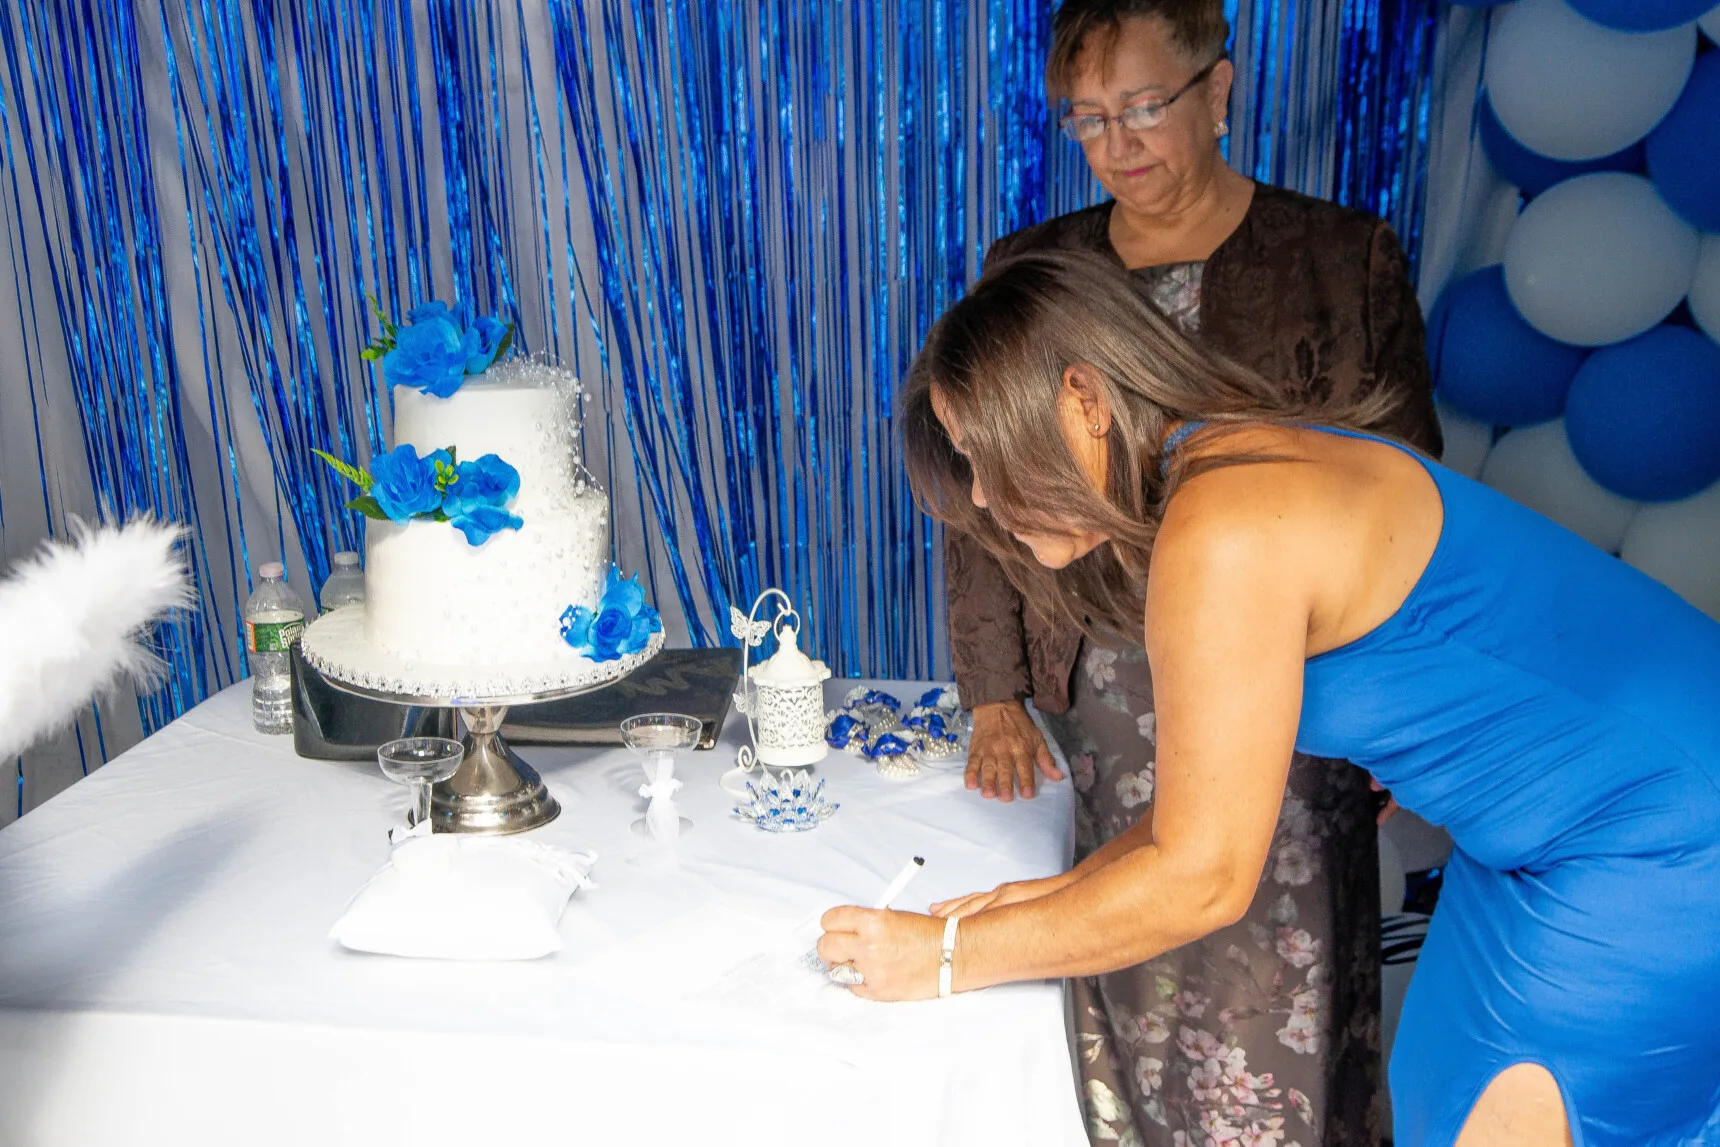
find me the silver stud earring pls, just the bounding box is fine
[1091,423,1103,434]
[1216,120,1229,138]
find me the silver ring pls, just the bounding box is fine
[828,962,864,985]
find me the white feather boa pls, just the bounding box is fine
[0,519,194,761]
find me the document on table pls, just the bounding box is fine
[569,901,898,1039]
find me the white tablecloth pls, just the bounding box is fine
[0,678,1083,1147]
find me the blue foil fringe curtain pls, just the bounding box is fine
[0,0,1440,810]
[1228,0,1442,271]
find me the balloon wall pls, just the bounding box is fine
[1432,0,1720,619]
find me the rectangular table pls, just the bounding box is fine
[0,678,1084,1147]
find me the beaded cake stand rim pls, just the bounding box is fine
[300,604,664,707]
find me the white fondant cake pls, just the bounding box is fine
[363,361,609,669]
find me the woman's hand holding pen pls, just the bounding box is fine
[819,872,1079,1001]
[817,907,947,1001]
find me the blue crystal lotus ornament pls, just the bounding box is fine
[732,768,837,833]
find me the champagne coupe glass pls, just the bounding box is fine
[619,713,702,837]
[377,737,465,830]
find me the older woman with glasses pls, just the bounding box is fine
[938,1,1441,1144]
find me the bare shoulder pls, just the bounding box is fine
[1152,454,1327,595]
[1150,424,1443,656]
[1162,422,1425,532]
[1143,447,1329,667]
[1155,427,1334,569]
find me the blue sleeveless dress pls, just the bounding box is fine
[1226,426,1720,1145]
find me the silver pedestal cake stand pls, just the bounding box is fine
[300,605,664,835]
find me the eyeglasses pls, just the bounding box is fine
[1057,56,1224,143]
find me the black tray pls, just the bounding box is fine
[500,647,741,749]
[289,643,455,760]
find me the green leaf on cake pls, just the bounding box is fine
[365,292,400,341]
[427,509,450,523]
[345,495,388,521]
[493,323,515,364]
[360,346,385,362]
[312,449,373,492]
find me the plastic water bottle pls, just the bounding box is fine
[245,562,306,735]
[319,551,365,613]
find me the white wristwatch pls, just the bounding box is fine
[939,915,959,998]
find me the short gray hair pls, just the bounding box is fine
[1046,0,1230,101]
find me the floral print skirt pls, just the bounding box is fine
[1045,642,1382,1147]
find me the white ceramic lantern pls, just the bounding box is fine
[731,589,831,768]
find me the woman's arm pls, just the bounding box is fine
[945,526,1032,708]
[953,480,1312,984]
[945,527,1060,800]
[822,469,1318,997]
[928,802,1155,920]
[940,229,1083,801]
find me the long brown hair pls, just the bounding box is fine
[901,249,1400,640]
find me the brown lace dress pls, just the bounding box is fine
[1045,264,1383,1147]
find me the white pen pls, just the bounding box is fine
[872,855,926,910]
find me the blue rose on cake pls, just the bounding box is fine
[368,444,451,521]
[442,454,521,516]
[442,454,523,546]
[384,306,476,398]
[467,314,510,373]
[447,505,524,546]
[381,301,514,398]
[560,566,662,662]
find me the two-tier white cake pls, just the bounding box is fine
[302,351,662,701]
[362,361,609,670]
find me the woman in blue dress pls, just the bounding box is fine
[818,250,1720,1147]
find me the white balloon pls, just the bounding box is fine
[1485,0,1695,160]
[1503,173,1700,346]
[1436,401,1494,480]
[1620,480,1720,620]
[1480,420,1639,551]
[1702,4,1720,40]
[1691,233,1720,345]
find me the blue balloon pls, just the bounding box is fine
[1567,0,1715,32]
[1565,326,1720,501]
[1646,53,1720,232]
[1478,94,1644,197]
[1431,266,1589,426]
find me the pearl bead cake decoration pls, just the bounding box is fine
[301,603,663,706]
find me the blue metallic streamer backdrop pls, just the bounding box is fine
[0,0,1439,811]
